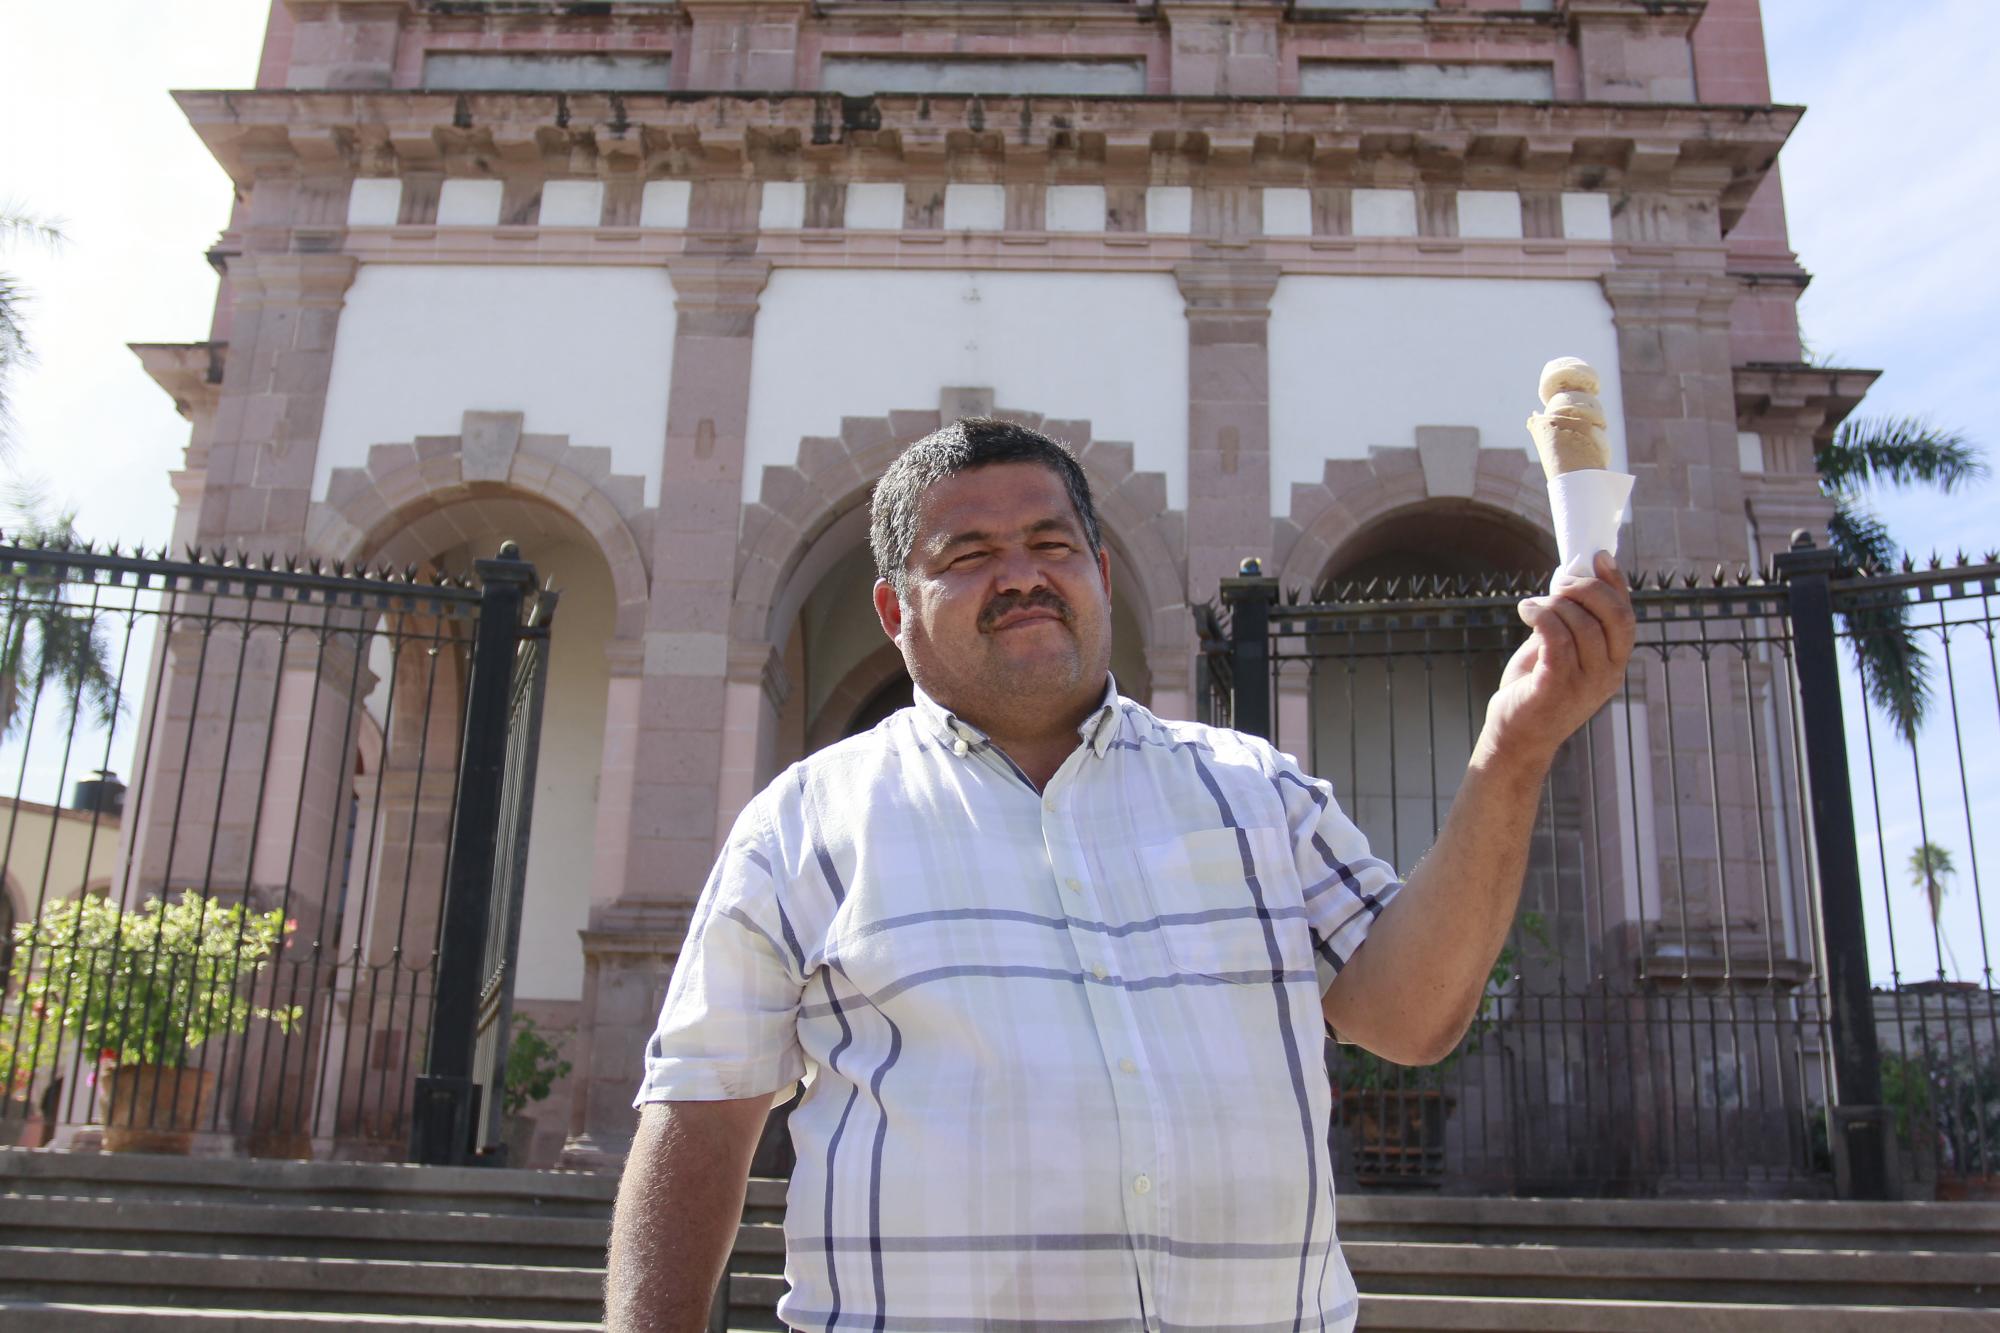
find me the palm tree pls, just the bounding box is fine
[0,207,66,452]
[1906,840,1963,978]
[1817,417,1987,742]
[0,486,120,740]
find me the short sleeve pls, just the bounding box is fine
[1276,761,1403,995]
[634,798,808,1105]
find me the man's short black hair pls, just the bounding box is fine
[869,417,1104,596]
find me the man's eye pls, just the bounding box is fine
[949,551,987,567]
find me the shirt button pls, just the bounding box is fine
[1064,877,1082,894]
[1118,1057,1138,1075]
[1043,797,1056,813]
[952,738,969,757]
[1091,962,1108,981]
[1133,1174,1152,1196]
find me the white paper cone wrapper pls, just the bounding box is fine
[1547,468,1635,584]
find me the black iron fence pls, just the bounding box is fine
[1200,536,1999,1198]
[0,536,554,1164]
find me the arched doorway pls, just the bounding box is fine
[310,491,617,1156]
[1301,502,1553,873]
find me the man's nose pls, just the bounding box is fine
[991,544,1049,593]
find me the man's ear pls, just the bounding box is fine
[872,578,903,641]
[1097,546,1112,599]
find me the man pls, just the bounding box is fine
[606,418,1634,1331]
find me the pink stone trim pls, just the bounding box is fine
[1273,440,1555,592]
[308,431,652,633]
[733,404,1187,661]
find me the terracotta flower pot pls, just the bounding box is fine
[101,1064,217,1155]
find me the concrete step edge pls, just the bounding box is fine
[0,1149,616,1205]
[1339,1238,1998,1281]
[0,1303,603,1331]
[1356,1293,2000,1331]
[0,1246,605,1300]
[0,1193,610,1248]
[1335,1193,2000,1233]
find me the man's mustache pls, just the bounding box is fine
[979,588,1072,632]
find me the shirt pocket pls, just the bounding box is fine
[1136,825,1296,981]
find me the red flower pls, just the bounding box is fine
[99,1048,118,1063]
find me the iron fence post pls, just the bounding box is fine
[412,543,536,1166]
[1220,559,1279,741]
[1774,530,1891,1200]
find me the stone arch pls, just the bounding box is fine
[1273,429,1554,594]
[304,411,653,638]
[806,641,909,754]
[733,402,1188,668]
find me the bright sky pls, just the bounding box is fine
[0,0,1994,985]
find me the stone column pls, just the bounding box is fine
[198,251,358,551]
[1158,0,1284,97]
[563,249,773,1166]
[1564,0,1700,102]
[678,0,809,90]
[1603,258,1795,1007]
[1176,261,1280,605]
[279,2,406,90]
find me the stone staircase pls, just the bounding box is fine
[3,1147,1997,1330]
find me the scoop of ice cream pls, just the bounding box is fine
[1526,415,1611,478]
[1543,390,1607,430]
[1538,357,1599,404]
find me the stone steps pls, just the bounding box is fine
[7,1148,1997,1330]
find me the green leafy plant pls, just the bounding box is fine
[503,1014,572,1116]
[1333,910,1554,1091]
[1881,1033,2000,1178]
[5,891,302,1069]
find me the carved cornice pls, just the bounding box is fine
[1175,260,1280,315]
[175,91,1799,229]
[1735,363,1880,443]
[1560,0,1706,39]
[665,254,774,314]
[130,342,227,423]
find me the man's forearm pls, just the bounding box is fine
[1320,741,1551,1065]
[605,1097,769,1333]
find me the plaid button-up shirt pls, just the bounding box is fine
[638,681,1402,1332]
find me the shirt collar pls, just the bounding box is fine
[912,675,1123,759]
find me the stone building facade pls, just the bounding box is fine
[127,0,1872,1167]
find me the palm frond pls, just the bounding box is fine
[0,209,66,253]
[1817,416,1988,496]
[1829,497,1929,743]
[0,274,29,370]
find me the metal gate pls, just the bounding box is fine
[0,535,555,1162]
[1200,537,1998,1198]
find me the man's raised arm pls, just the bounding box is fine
[1321,552,1635,1065]
[605,1097,771,1333]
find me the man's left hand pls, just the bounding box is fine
[1480,551,1636,771]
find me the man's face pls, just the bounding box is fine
[873,461,1113,729]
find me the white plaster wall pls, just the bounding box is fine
[1267,276,1626,515]
[744,270,1191,507]
[316,265,676,505]
[514,535,614,1001]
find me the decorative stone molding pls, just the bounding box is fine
[733,403,1188,660]
[179,92,1797,235]
[1733,363,1879,477]
[1273,434,1554,591]
[307,412,652,631]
